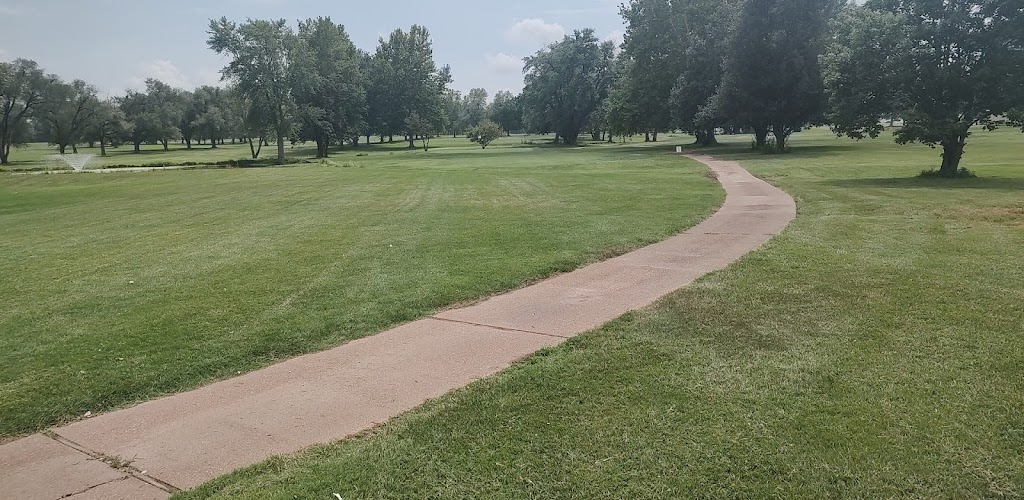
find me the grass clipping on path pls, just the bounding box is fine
[181,128,1024,499]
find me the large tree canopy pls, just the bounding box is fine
[619,0,680,139]
[36,78,99,155]
[521,29,616,145]
[716,0,841,150]
[208,17,297,163]
[373,25,450,148]
[0,59,50,164]
[825,0,1024,176]
[292,17,366,157]
[666,0,738,146]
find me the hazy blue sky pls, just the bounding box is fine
[0,0,625,100]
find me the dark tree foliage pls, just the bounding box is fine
[522,29,616,145]
[716,0,841,150]
[292,17,366,157]
[0,59,50,164]
[825,0,1024,176]
[619,0,680,139]
[666,0,739,146]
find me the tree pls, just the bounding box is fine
[488,90,523,135]
[373,25,450,148]
[404,111,434,151]
[619,0,681,140]
[37,78,99,154]
[824,1,1024,176]
[1010,109,1024,132]
[443,89,466,137]
[292,17,366,157]
[208,17,297,163]
[469,120,503,149]
[119,89,155,153]
[463,88,488,129]
[84,99,127,156]
[605,58,643,141]
[193,86,231,148]
[715,0,840,150]
[144,79,184,151]
[522,29,617,145]
[665,0,738,146]
[179,90,198,149]
[0,59,50,164]
[362,51,392,142]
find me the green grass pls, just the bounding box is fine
[1,134,566,170]
[178,128,1024,499]
[0,142,299,170]
[0,136,722,437]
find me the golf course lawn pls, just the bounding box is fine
[179,128,1024,498]
[0,137,723,437]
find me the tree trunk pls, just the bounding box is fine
[248,137,263,159]
[162,139,169,151]
[652,131,658,142]
[133,140,141,153]
[702,127,718,146]
[773,128,787,151]
[186,138,192,150]
[939,139,966,177]
[71,144,78,154]
[407,134,416,149]
[100,136,107,157]
[59,144,67,154]
[644,132,651,142]
[276,134,285,164]
[753,126,768,148]
[0,139,9,164]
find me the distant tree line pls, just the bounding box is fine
[0,18,527,165]
[2,1,1021,174]
[519,0,1022,174]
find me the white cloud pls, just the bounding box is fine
[505,18,566,47]
[129,59,191,89]
[604,30,624,48]
[128,60,224,91]
[0,48,9,62]
[195,68,224,88]
[485,53,523,75]
[0,4,23,16]
[604,30,625,54]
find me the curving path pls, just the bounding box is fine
[0,154,795,499]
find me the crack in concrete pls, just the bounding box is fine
[56,476,126,499]
[427,316,568,339]
[44,432,180,494]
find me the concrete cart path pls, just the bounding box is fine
[0,154,795,499]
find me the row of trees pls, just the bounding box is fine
[1,17,529,165]
[4,3,1020,172]
[516,0,1023,174]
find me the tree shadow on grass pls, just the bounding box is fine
[827,176,1024,191]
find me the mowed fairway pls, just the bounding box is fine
[0,138,723,437]
[180,129,1024,499]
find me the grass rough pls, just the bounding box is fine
[178,128,1024,499]
[0,135,721,437]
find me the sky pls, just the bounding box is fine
[0,0,626,101]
